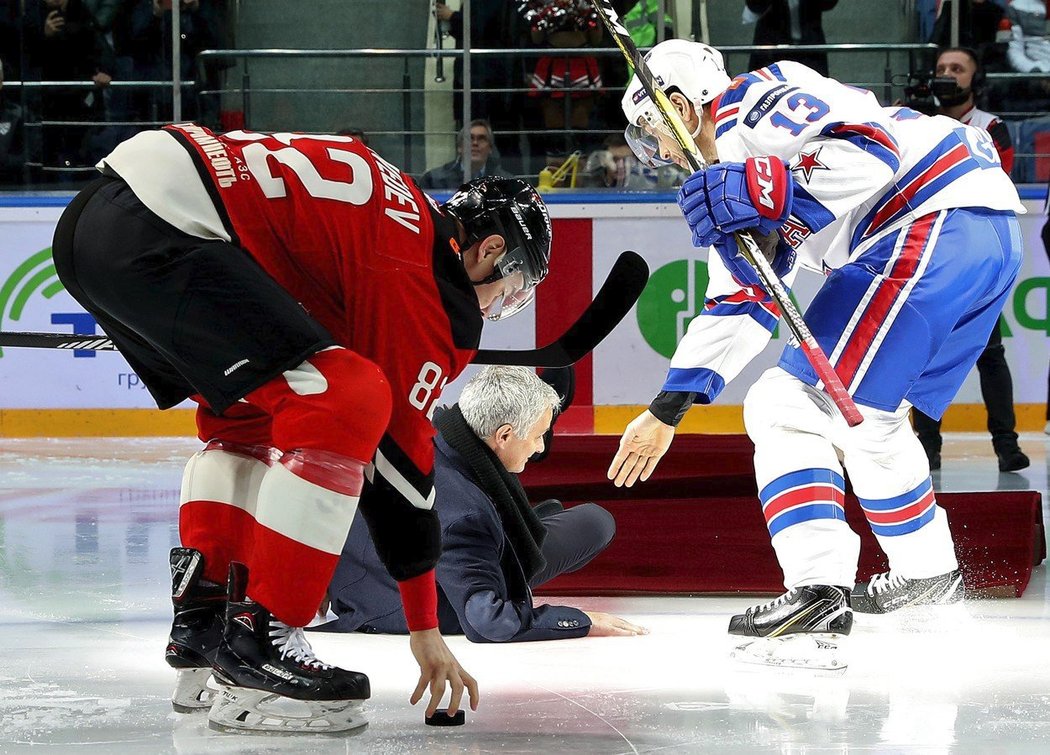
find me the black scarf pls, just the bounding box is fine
[433,405,547,580]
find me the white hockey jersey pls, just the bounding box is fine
[663,61,1025,402]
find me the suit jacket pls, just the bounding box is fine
[322,434,591,642]
[746,0,838,76]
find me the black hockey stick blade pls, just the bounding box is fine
[0,251,650,367]
[473,250,649,368]
[0,331,118,351]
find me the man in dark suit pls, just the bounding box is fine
[323,366,646,642]
[745,0,838,76]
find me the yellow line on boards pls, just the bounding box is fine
[594,404,1049,435]
[0,409,197,437]
[0,404,1045,437]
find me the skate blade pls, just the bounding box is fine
[207,684,368,735]
[730,633,848,673]
[172,667,219,713]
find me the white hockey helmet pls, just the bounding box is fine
[620,39,732,167]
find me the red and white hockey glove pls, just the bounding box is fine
[677,157,794,249]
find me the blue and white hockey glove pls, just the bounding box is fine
[711,231,797,289]
[677,157,795,248]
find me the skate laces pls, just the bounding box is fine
[867,571,906,596]
[750,588,798,614]
[269,622,332,670]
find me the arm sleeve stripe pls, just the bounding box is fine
[367,448,436,510]
[791,184,837,234]
[821,122,901,172]
[662,366,725,403]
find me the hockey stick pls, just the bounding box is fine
[0,251,649,369]
[589,0,863,427]
[475,250,649,367]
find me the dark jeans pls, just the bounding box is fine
[529,503,616,589]
[913,321,1019,454]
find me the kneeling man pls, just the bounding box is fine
[324,366,646,641]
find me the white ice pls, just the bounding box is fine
[1,435,1049,753]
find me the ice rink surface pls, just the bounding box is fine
[1,435,1049,754]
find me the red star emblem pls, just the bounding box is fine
[791,147,829,183]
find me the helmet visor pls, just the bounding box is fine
[625,122,676,169]
[482,268,535,321]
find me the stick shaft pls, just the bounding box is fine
[590,0,862,427]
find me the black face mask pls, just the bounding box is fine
[932,77,972,108]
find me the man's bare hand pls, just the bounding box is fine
[44,10,65,37]
[584,611,649,636]
[409,628,479,717]
[607,409,675,487]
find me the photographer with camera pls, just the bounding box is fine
[909,46,1029,473]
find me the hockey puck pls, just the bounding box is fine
[425,709,465,726]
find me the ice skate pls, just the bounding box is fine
[850,569,964,615]
[728,586,852,671]
[208,562,369,734]
[166,547,226,712]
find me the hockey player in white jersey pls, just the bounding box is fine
[607,40,1024,669]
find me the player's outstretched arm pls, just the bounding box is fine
[409,628,480,717]
[607,409,676,488]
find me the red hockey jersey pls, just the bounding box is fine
[101,123,482,577]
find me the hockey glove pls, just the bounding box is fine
[711,232,797,290]
[677,157,794,248]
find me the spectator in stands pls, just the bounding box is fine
[25,0,115,179]
[83,0,120,34]
[418,118,504,190]
[436,0,524,172]
[323,366,645,642]
[743,0,838,77]
[110,0,227,126]
[927,1,1005,48]
[0,58,26,183]
[911,46,1029,473]
[1004,0,1050,74]
[521,0,603,156]
[583,132,685,189]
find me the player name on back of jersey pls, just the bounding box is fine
[371,151,421,235]
[178,123,238,189]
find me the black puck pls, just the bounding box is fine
[425,709,465,727]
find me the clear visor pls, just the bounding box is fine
[624,122,676,169]
[483,269,535,321]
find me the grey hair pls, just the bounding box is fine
[459,366,561,440]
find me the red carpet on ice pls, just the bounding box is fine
[523,435,1045,598]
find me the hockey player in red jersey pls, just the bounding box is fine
[49,124,553,733]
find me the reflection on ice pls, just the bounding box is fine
[0,436,1047,752]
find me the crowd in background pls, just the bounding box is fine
[0,0,227,184]
[0,1,1049,189]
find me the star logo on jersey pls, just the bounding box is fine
[791,147,829,183]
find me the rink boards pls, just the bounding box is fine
[1,191,1048,436]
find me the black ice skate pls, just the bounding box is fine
[728,586,852,671]
[208,562,370,734]
[166,547,226,712]
[850,569,964,614]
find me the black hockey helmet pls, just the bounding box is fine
[443,177,552,320]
